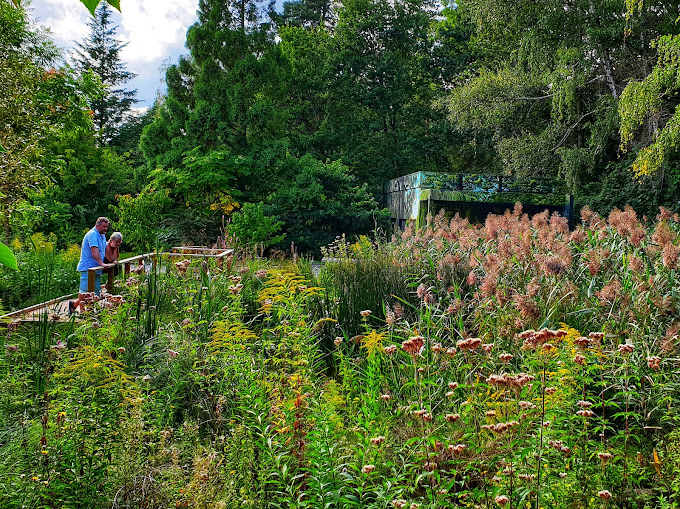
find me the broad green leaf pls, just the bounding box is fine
[81,0,101,15]
[0,243,18,270]
[0,144,6,153]
[80,0,122,15]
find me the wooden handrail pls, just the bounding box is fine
[1,246,234,322]
[86,248,234,293]
[0,293,76,321]
[171,246,228,254]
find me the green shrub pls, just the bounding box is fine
[228,202,285,256]
[0,241,79,311]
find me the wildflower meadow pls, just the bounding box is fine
[2,204,680,508]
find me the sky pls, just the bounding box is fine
[27,0,202,109]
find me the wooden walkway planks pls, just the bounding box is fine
[1,294,77,324]
[1,246,233,324]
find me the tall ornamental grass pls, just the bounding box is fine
[0,205,679,508]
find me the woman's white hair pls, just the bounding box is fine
[110,232,123,242]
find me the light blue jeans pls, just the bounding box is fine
[79,272,101,295]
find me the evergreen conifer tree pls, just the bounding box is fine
[73,2,137,144]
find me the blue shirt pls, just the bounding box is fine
[76,227,107,273]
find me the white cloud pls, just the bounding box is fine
[28,0,90,53]
[28,0,200,106]
[118,0,197,66]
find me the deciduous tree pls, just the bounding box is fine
[446,0,679,190]
[619,0,680,178]
[0,2,95,238]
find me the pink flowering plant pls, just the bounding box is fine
[2,206,680,507]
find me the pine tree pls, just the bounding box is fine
[73,2,137,144]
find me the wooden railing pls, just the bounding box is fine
[0,246,233,323]
[86,247,234,293]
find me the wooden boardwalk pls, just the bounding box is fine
[1,294,77,325]
[1,246,233,325]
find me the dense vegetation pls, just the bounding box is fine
[3,0,680,257]
[4,1,680,506]
[2,207,680,508]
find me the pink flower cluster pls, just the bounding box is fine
[402,336,425,356]
[517,328,567,350]
[487,373,535,388]
[481,420,520,433]
[456,337,482,350]
[548,439,570,454]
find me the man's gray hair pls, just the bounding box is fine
[96,217,110,225]
[110,232,123,242]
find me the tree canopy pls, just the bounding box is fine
[5,0,680,253]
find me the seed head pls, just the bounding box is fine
[574,336,592,349]
[647,356,661,370]
[495,495,510,506]
[598,452,613,464]
[448,443,466,454]
[573,354,586,365]
[499,353,513,363]
[618,343,634,355]
[598,490,612,500]
[402,336,425,356]
[457,337,482,350]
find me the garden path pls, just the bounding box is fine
[0,246,233,326]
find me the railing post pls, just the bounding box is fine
[87,269,95,293]
[106,266,115,293]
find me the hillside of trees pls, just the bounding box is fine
[3,0,680,254]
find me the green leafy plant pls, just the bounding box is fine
[111,188,172,251]
[228,202,285,257]
[0,242,17,269]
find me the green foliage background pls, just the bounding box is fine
[3,0,680,277]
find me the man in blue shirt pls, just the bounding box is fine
[68,217,114,314]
